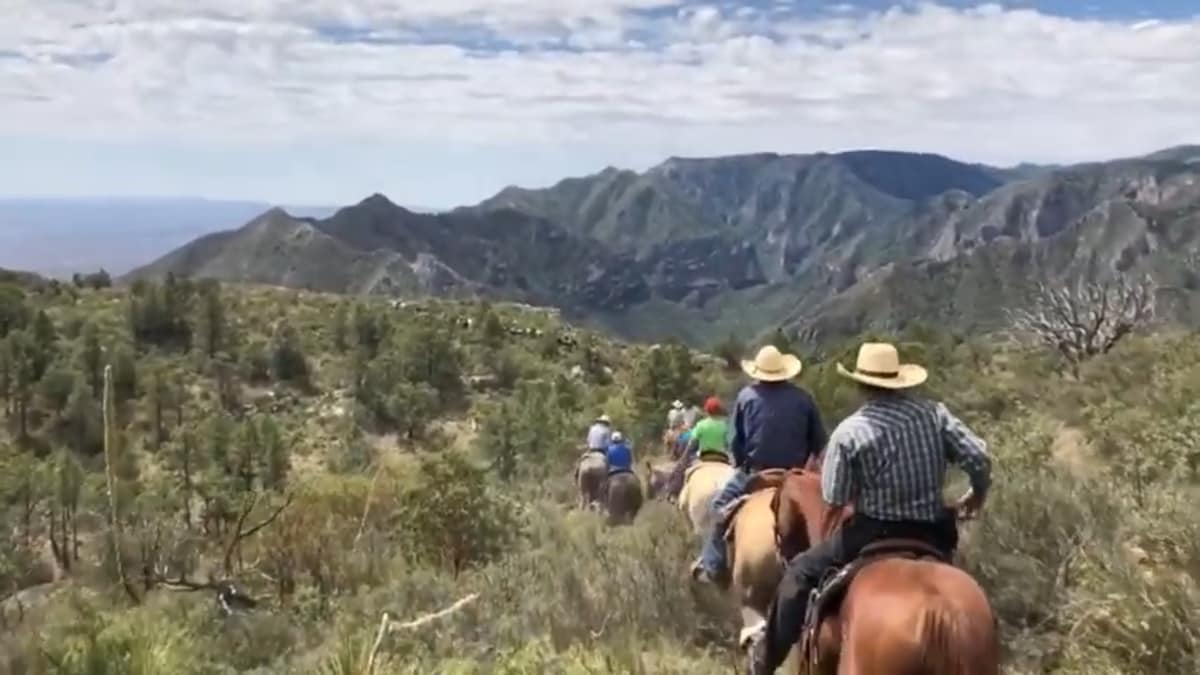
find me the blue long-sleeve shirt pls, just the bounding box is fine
[606,441,633,474]
[729,381,827,471]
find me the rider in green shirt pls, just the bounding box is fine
[666,397,729,498]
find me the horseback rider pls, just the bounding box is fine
[691,345,827,585]
[666,396,729,499]
[586,414,612,454]
[606,431,634,475]
[746,342,993,675]
[667,400,685,430]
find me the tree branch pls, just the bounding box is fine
[222,492,294,575]
[364,593,480,674]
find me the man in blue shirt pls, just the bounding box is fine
[691,344,828,586]
[606,431,634,475]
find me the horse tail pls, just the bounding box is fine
[914,598,971,675]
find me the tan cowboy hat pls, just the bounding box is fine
[741,345,802,382]
[596,414,611,424]
[837,342,928,389]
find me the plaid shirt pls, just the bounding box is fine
[821,393,992,522]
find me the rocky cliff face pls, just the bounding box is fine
[127,147,1200,347]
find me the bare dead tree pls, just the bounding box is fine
[1007,274,1156,375]
[222,491,294,576]
[365,593,480,674]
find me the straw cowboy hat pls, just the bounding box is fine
[837,342,928,389]
[671,400,684,410]
[741,345,803,382]
[596,414,611,424]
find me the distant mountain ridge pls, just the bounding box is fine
[0,197,349,278]
[126,146,1200,347]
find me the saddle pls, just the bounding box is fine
[799,538,950,666]
[578,449,607,463]
[717,468,792,544]
[682,452,732,481]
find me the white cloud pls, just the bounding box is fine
[1,1,1199,169]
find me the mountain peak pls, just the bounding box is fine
[357,193,398,209]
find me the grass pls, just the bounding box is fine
[2,280,1199,674]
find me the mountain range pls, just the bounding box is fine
[124,145,1200,347]
[0,197,350,278]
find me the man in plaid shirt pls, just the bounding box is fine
[746,342,993,675]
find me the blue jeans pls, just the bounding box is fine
[698,468,751,573]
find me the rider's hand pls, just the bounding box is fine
[954,491,983,520]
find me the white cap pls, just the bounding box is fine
[611,431,624,442]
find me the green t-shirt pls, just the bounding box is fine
[690,416,729,454]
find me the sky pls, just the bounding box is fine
[1,1,1199,208]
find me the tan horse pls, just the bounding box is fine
[678,458,735,535]
[574,451,608,511]
[776,471,1000,675]
[725,479,786,649]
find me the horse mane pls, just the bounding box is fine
[772,468,854,558]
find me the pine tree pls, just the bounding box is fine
[331,304,349,352]
[37,363,75,417]
[110,346,138,403]
[29,310,57,380]
[79,321,103,397]
[49,448,83,570]
[166,427,204,529]
[145,364,169,450]
[0,337,10,413]
[64,375,102,455]
[5,331,35,438]
[207,413,234,477]
[0,285,30,338]
[235,417,262,492]
[260,415,289,491]
[269,320,309,384]
[195,281,226,359]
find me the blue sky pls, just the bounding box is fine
[1,1,1198,208]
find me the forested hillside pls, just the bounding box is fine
[1,274,1197,674]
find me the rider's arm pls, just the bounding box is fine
[938,403,992,502]
[819,428,856,539]
[820,430,856,508]
[729,395,749,468]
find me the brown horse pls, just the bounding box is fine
[644,460,675,501]
[662,428,684,459]
[605,470,644,526]
[775,471,1000,675]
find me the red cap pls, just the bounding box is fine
[704,396,724,415]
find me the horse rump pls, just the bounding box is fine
[605,471,644,525]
